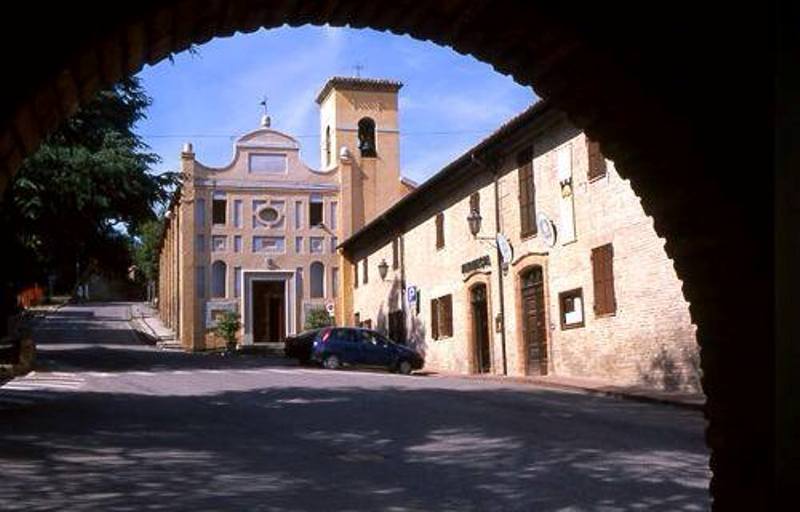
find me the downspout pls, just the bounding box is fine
[472,153,508,376]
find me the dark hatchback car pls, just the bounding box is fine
[287,327,423,374]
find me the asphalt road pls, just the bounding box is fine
[0,302,710,511]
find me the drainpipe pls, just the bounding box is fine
[472,153,508,376]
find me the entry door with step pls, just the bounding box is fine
[521,266,548,376]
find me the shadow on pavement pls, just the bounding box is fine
[0,383,710,511]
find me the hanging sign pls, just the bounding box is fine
[496,233,514,266]
[406,286,418,305]
[537,213,557,247]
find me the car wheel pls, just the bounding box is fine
[398,360,412,375]
[323,354,341,370]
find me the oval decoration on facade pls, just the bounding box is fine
[537,213,557,247]
[258,206,279,224]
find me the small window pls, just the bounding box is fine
[211,261,226,298]
[587,138,607,181]
[363,257,369,284]
[325,126,332,167]
[310,262,324,298]
[233,200,243,228]
[258,207,279,224]
[309,193,323,226]
[212,195,227,225]
[295,236,303,253]
[234,267,242,298]
[591,243,616,316]
[295,201,303,229]
[354,312,360,326]
[559,288,585,329]
[392,238,399,270]
[330,202,338,230]
[431,294,453,340]
[353,263,359,289]
[211,235,226,252]
[310,237,324,254]
[330,236,338,254]
[234,235,242,253]
[195,198,206,227]
[435,213,445,249]
[517,147,537,238]
[358,117,377,157]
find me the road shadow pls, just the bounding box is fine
[0,383,710,511]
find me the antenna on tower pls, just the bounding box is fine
[353,63,364,78]
[259,95,271,127]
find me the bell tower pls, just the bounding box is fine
[316,77,408,239]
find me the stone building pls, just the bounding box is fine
[157,77,414,350]
[340,102,700,392]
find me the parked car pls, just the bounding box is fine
[308,327,424,374]
[284,328,322,364]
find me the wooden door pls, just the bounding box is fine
[471,284,491,373]
[521,267,548,376]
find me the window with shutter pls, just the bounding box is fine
[517,148,537,237]
[392,238,399,270]
[441,294,453,337]
[363,257,368,284]
[435,213,445,249]
[591,244,616,316]
[353,263,358,289]
[587,139,607,181]
[431,298,440,340]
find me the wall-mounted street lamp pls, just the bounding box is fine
[467,209,482,237]
[378,259,389,280]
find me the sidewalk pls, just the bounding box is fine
[128,302,179,348]
[434,371,705,411]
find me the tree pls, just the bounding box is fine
[0,77,177,299]
[305,307,333,330]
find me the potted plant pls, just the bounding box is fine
[215,311,241,355]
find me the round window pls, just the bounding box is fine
[258,207,279,223]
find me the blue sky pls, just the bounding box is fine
[135,25,536,185]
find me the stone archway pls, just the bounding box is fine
[0,2,776,507]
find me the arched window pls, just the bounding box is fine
[357,117,377,157]
[310,261,324,298]
[325,125,331,167]
[211,260,227,298]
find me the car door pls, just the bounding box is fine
[361,330,393,367]
[334,328,364,365]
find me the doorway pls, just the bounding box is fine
[520,266,548,376]
[252,280,285,343]
[471,283,491,373]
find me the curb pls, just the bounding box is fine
[428,372,705,412]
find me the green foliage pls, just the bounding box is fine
[0,77,178,293]
[304,307,333,330]
[215,311,241,348]
[132,219,165,283]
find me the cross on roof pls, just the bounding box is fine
[259,95,268,115]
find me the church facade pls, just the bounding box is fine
[157,77,414,350]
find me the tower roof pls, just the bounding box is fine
[315,76,403,104]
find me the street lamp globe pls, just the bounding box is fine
[467,209,482,237]
[378,259,389,280]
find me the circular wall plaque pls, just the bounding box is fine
[538,214,557,247]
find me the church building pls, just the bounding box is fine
[157,77,414,350]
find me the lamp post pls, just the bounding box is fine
[378,259,389,280]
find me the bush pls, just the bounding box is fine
[215,311,241,352]
[304,307,333,330]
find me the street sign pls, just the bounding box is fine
[407,286,417,305]
[496,233,514,266]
